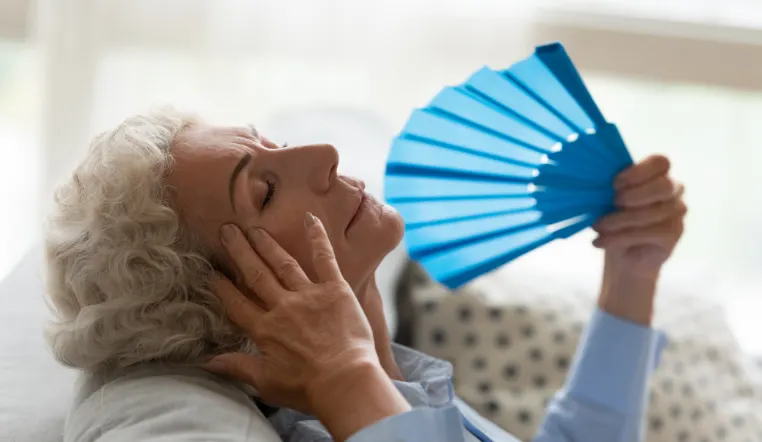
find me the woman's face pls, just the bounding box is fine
[166,123,404,289]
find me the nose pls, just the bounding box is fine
[288,143,339,193]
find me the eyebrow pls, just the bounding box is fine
[229,152,252,212]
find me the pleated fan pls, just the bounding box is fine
[384,42,633,289]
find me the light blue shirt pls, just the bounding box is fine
[266,308,667,441]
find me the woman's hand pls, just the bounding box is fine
[593,154,687,278]
[355,275,405,381]
[206,213,410,440]
[592,154,687,324]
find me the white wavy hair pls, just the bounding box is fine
[44,108,253,373]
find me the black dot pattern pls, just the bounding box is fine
[411,289,762,442]
[517,409,532,424]
[422,300,437,313]
[431,328,447,346]
[503,364,519,380]
[458,305,473,322]
[472,357,486,371]
[495,333,510,348]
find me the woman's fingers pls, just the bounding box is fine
[214,275,266,334]
[593,217,684,250]
[245,228,311,290]
[615,177,683,208]
[205,352,264,390]
[221,224,285,306]
[305,213,343,282]
[614,154,670,190]
[595,198,687,233]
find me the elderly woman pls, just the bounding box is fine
[46,109,685,442]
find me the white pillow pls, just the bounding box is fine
[408,266,762,442]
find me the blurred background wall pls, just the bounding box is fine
[0,0,760,349]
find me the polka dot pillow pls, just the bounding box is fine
[399,263,762,442]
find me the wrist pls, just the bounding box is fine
[356,282,405,381]
[599,256,659,326]
[308,356,411,441]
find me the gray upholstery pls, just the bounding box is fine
[0,244,75,442]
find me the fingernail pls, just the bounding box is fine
[221,224,236,242]
[247,227,262,243]
[305,212,315,227]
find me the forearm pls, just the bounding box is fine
[356,280,405,381]
[598,255,658,326]
[308,358,411,442]
[539,308,667,441]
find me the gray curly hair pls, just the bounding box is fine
[44,108,252,373]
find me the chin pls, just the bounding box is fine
[379,202,405,252]
[344,204,405,288]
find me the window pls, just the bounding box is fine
[0,40,40,280]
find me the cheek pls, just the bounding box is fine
[263,218,353,285]
[262,213,318,281]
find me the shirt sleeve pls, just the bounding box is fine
[534,307,668,442]
[347,405,468,442]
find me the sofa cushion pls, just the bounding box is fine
[0,245,76,442]
[403,262,762,441]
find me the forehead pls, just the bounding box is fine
[173,124,257,152]
[166,124,254,238]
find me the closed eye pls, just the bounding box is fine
[262,179,276,209]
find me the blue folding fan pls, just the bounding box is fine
[384,42,633,289]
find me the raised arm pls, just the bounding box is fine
[535,154,685,441]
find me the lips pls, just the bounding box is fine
[346,190,367,232]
